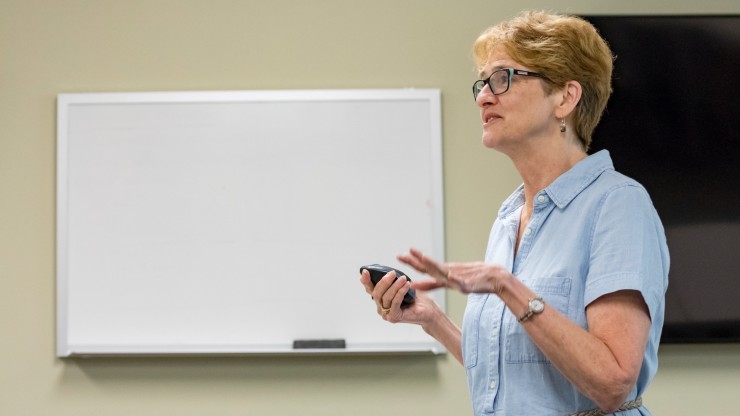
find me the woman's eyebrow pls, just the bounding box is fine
[478,65,507,79]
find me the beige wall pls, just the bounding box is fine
[2,0,739,414]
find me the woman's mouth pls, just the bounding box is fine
[483,113,500,126]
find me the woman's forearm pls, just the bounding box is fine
[498,276,650,412]
[421,307,463,364]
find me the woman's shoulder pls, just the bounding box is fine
[591,167,651,200]
[583,168,666,230]
[570,167,660,220]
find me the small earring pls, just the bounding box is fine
[559,118,566,133]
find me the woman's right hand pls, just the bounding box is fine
[359,269,442,326]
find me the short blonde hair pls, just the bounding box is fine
[473,11,613,150]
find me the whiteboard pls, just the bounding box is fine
[56,89,445,356]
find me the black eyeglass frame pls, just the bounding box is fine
[472,68,547,101]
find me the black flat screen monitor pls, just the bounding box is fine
[583,15,740,343]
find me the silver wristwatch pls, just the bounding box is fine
[517,296,545,323]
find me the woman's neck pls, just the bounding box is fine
[510,139,587,208]
[510,140,585,257]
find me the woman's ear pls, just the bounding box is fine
[556,80,582,118]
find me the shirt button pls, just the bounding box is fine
[489,381,496,389]
[524,227,532,236]
[537,194,547,203]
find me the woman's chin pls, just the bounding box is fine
[481,134,503,149]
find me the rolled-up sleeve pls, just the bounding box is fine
[585,184,669,321]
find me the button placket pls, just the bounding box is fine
[484,302,504,412]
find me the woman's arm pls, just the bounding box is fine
[419,300,463,364]
[402,249,651,412]
[498,275,650,412]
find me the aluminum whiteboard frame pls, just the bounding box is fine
[56,89,445,356]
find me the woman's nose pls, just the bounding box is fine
[476,83,495,107]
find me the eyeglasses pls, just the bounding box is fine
[472,68,547,101]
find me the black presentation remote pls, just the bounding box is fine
[360,264,416,307]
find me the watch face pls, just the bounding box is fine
[530,298,545,313]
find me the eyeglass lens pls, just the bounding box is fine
[473,69,511,100]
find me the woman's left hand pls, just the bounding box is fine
[445,261,512,294]
[398,248,512,295]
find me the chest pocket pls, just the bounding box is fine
[505,276,572,363]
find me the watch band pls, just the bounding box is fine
[517,296,544,323]
[518,309,535,323]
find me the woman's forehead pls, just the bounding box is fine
[479,48,516,77]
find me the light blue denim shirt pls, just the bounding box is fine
[462,150,669,416]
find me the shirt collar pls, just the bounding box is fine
[498,150,614,218]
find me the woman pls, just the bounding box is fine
[360,11,669,416]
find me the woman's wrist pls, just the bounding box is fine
[421,304,456,337]
[419,301,446,333]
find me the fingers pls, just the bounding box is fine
[397,247,430,270]
[412,279,446,291]
[416,250,449,281]
[366,271,408,314]
[360,267,430,327]
[398,248,449,282]
[382,278,412,322]
[360,269,374,295]
[388,274,410,303]
[445,263,478,293]
[397,252,426,274]
[379,271,408,310]
[444,262,510,294]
